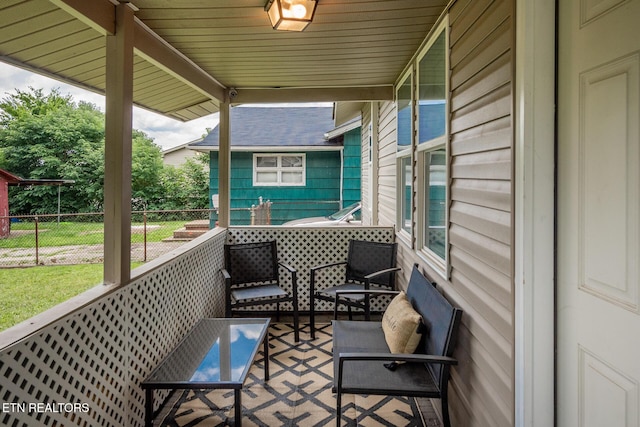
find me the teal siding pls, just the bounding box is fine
[210,151,342,225]
[209,152,219,227]
[342,128,362,210]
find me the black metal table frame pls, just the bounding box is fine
[141,318,270,427]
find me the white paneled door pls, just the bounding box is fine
[557,0,640,425]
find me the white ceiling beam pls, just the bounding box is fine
[51,0,226,103]
[231,86,394,104]
[134,22,226,103]
[50,0,115,35]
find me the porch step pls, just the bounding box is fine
[184,220,209,230]
[162,235,196,242]
[167,220,211,241]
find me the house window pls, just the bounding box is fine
[395,19,448,270]
[397,74,413,151]
[399,155,413,234]
[417,23,448,266]
[396,70,413,237]
[254,154,305,186]
[422,149,446,259]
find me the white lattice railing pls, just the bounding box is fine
[0,226,393,426]
[226,227,396,312]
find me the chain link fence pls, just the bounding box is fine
[0,199,348,267]
[0,209,216,267]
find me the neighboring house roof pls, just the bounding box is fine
[0,169,74,186]
[162,137,203,156]
[334,102,365,126]
[324,117,362,140]
[190,106,345,151]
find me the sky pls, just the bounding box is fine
[0,61,219,149]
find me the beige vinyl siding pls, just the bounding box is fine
[446,0,515,425]
[162,147,201,168]
[361,107,373,225]
[374,94,419,286]
[377,101,398,227]
[358,1,514,423]
[369,0,515,425]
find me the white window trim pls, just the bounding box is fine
[396,67,415,244]
[416,135,447,153]
[416,146,448,273]
[415,18,450,276]
[514,1,556,425]
[253,153,306,187]
[396,154,413,245]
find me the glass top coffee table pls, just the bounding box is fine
[141,318,270,427]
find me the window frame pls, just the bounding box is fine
[253,153,306,187]
[395,68,414,242]
[417,146,447,270]
[393,18,449,273]
[415,19,449,272]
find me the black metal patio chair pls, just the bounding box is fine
[221,240,300,342]
[309,239,398,339]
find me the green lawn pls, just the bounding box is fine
[0,219,201,331]
[1,220,188,248]
[0,263,140,331]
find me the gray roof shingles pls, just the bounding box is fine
[191,106,342,148]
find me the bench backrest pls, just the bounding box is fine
[405,265,463,389]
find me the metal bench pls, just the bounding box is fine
[332,265,463,427]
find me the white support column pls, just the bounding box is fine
[370,103,379,225]
[514,0,556,425]
[104,2,134,285]
[217,99,231,228]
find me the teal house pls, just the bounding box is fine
[190,106,361,225]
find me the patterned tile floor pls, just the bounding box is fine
[156,322,438,427]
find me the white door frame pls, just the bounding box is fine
[514,0,556,425]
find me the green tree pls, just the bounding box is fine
[0,87,72,124]
[155,154,209,211]
[0,87,210,214]
[131,130,164,209]
[0,88,105,214]
[157,165,187,210]
[179,157,210,209]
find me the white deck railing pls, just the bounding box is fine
[0,226,393,426]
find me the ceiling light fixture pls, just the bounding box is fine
[265,0,318,32]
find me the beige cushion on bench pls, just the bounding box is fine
[382,291,422,353]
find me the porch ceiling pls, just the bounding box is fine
[0,0,447,121]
